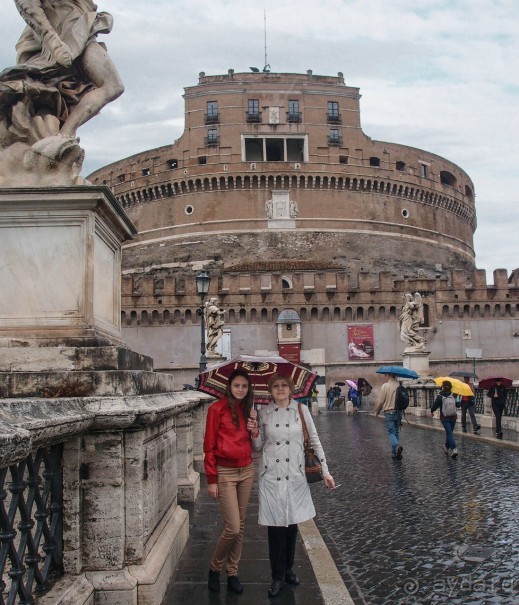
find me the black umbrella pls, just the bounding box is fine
[334,381,346,386]
[450,371,478,379]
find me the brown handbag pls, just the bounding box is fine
[298,403,323,483]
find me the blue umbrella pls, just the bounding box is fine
[376,366,419,379]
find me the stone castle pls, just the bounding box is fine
[89,71,518,385]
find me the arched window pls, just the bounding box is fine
[396,161,406,171]
[369,156,380,167]
[310,307,318,320]
[440,171,457,187]
[334,307,341,320]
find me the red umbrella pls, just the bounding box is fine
[197,354,319,405]
[478,377,513,390]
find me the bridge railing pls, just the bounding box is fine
[0,392,211,605]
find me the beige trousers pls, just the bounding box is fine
[210,463,255,576]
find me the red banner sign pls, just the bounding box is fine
[278,343,301,364]
[347,325,374,360]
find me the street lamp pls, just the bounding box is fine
[196,271,211,373]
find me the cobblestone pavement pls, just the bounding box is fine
[311,412,519,605]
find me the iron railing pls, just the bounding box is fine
[0,444,63,605]
[420,388,518,417]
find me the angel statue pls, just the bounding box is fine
[0,0,124,186]
[204,297,225,355]
[398,292,426,353]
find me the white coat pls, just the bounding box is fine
[251,400,330,527]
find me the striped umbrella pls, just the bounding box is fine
[197,354,318,405]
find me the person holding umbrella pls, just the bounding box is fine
[203,368,258,594]
[430,380,459,458]
[250,373,335,598]
[486,378,508,439]
[375,372,403,460]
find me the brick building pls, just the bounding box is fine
[88,71,518,386]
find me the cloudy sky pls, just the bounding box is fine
[1,0,517,276]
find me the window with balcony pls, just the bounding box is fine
[328,128,341,146]
[246,99,261,122]
[327,101,341,123]
[205,100,219,124]
[205,128,219,147]
[287,99,301,123]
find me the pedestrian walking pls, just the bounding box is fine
[459,376,481,434]
[203,368,257,594]
[326,386,335,410]
[348,385,359,411]
[375,374,404,460]
[250,373,335,598]
[487,379,507,439]
[375,373,403,460]
[430,380,459,458]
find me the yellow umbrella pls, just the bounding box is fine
[434,376,473,396]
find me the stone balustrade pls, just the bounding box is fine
[0,390,211,605]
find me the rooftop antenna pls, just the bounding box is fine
[263,10,270,72]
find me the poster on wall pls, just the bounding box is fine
[278,343,301,364]
[347,325,374,360]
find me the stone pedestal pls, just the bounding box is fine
[0,187,136,346]
[402,351,431,376]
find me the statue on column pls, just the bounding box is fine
[204,297,225,356]
[0,1,124,186]
[398,292,425,353]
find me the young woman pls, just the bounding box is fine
[203,368,257,594]
[251,373,335,598]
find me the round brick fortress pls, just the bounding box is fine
[89,71,476,277]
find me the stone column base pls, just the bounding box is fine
[178,468,200,503]
[36,503,189,605]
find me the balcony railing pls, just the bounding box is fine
[204,136,219,147]
[287,112,302,123]
[204,113,219,124]
[245,112,262,123]
[0,444,63,603]
[327,113,342,124]
[328,136,343,146]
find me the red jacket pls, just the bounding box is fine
[203,397,253,484]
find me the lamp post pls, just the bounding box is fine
[196,271,211,373]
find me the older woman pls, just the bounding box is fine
[251,373,335,598]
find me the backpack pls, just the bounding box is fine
[442,394,457,417]
[395,385,409,411]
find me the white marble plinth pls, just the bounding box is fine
[0,187,136,345]
[402,351,431,375]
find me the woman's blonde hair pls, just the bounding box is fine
[267,373,295,394]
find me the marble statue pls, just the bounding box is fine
[204,297,225,355]
[0,0,124,186]
[399,292,425,352]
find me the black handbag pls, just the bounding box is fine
[298,403,323,483]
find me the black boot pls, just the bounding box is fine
[208,569,220,592]
[268,579,284,598]
[285,569,300,585]
[227,575,244,594]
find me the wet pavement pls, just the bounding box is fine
[162,476,327,605]
[311,412,519,604]
[162,411,519,605]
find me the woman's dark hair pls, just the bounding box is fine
[225,368,254,425]
[442,380,452,390]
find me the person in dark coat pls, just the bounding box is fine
[487,379,507,439]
